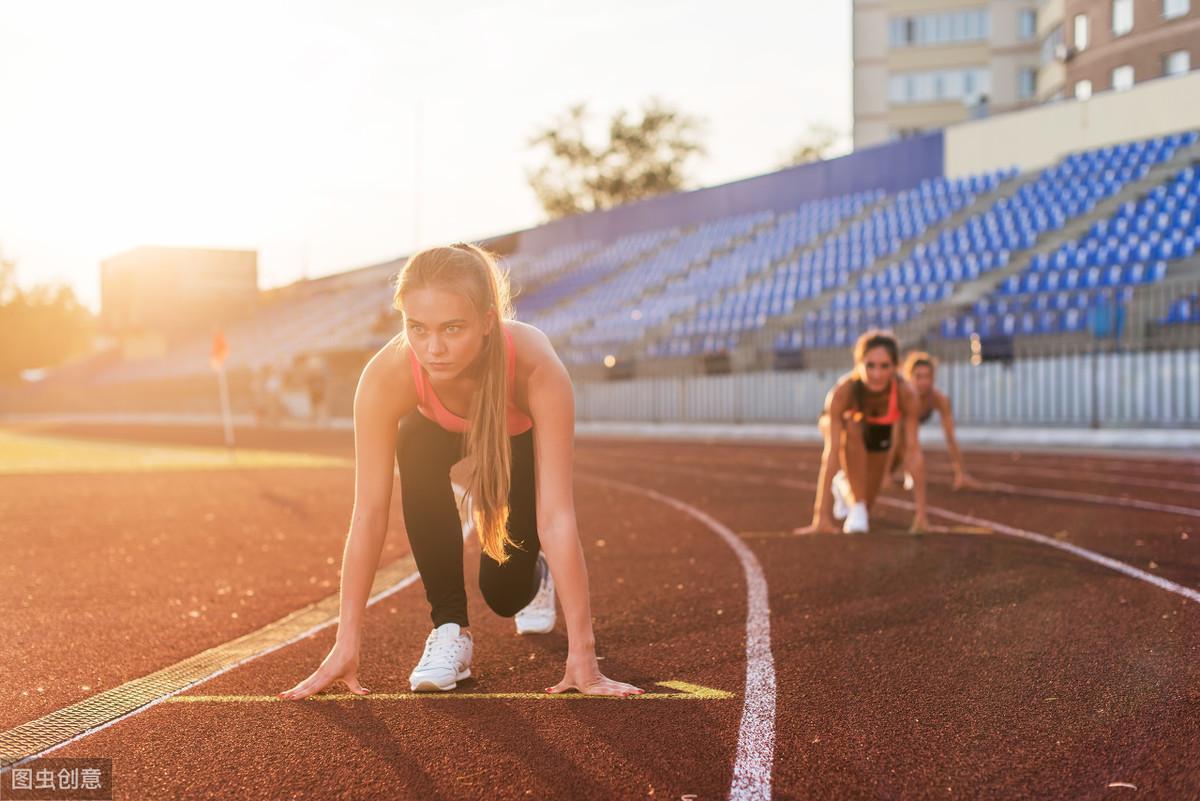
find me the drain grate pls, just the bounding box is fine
[0,553,420,769]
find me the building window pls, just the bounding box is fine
[1075,79,1093,100]
[1112,64,1135,90]
[1018,9,1038,40]
[1164,0,1190,19]
[1041,24,1063,65]
[1018,67,1038,99]
[888,67,991,104]
[889,8,990,47]
[1164,49,1191,75]
[1073,14,1089,50]
[1112,0,1134,35]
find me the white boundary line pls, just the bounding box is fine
[595,454,1200,608]
[580,474,777,801]
[978,480,1200,520]
[590,446,1200,521]
[1,487,474,773]
[920,462,1200,495]
[867,491,1200,605]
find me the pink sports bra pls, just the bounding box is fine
[408,324,534,436]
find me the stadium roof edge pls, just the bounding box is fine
[294,130,945,288]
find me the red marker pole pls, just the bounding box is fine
[210,331,235,450]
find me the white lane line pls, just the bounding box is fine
[978,480,1200,520]
[871,492,1200,605]
[917,462,1200,495]
[586,448,1200,519]
[588,457,1200,609]
[1,486,474,774]
[581,474,777,801]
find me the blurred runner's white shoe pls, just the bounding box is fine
[515,552,556,635]
[409,622,473,691]
[831,470,851,520]
[843,502,869,534]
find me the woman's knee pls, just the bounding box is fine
[480,583,533,618]
[842,416,863,438]
[478,555,537,617]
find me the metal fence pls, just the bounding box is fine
[574,347,1200,428]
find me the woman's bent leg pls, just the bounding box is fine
[478,429,542,617]
[863,450,891,510]
[396,412,471,628]
[841,416,869,504]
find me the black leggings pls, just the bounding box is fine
[395,410,541,629]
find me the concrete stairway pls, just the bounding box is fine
[611,192,896,372]
[546,214,789,350]
[527,225,694,342]
[891,138,1200,352]
[784,138,1200,369]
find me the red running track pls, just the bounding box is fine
[2,422,1198,800]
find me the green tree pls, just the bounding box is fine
[778,123,847,169]
[527,98,707,219]
[0,259,95,380]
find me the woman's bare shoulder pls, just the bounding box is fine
[357,333,418,416]
[822,372,857,411]
[505,319,559,373]
[831,371,858,396]
[896,376,921,410]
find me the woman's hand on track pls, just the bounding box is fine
[952,472,984,491]
[793,519,840,535]
[547,655,643,697]
[909,515,932,534]
[277,642,370,700]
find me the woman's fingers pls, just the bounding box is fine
[585,678,644,697]
[546,674,644,697]
[793,522,838,536]
[601,680,644,696]
[277,671,332,701]
[343,676,370,695]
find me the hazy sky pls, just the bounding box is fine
[0,0,851,312]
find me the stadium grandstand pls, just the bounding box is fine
[4,71,1199,428]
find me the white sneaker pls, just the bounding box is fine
[843,502,869,534]
[902,472,914,491]
[831,470,850,520]
[515,553,556,635]
[409,622,473,692]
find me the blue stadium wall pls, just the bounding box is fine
[514,131,944,253]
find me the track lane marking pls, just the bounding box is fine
[166,680,734,702]
[582,447,1200,519]
[0,484,473,772]
[580,474,777,801]
[589,456,1200,607]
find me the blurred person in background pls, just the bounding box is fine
[888,351,981,492]
[305,355,331,428]
[793,330,928,536]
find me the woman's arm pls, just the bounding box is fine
[795,384,844,535]
[899,383,928,531]
[278,341,413,700]
[333,352,409,644]
[881,418,902,485]
[525,333,642,697]
[936,392,980,490]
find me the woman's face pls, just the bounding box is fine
[910,364,935,396]
[858,346,896,393]
[402,287,494,380]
